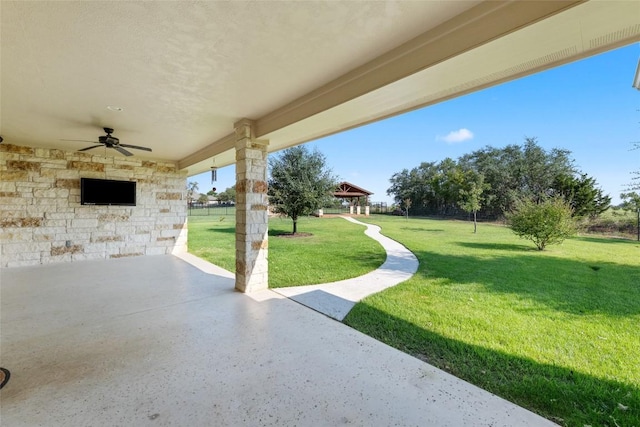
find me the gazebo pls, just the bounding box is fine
[334,182,373,215]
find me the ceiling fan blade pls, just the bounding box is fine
[78,145,104,152]
[114,146,133,156]
[61,139,99,143]
[120,144,152,152]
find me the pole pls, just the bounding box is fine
[637,208,639,242]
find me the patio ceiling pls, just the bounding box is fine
[1,1,639,176]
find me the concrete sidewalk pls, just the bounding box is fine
[274,216,419,320]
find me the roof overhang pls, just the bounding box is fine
[2,1,639,175]
[335,182,374,198]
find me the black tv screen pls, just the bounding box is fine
[81,178,136,206]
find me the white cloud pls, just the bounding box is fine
[438,128,474,143]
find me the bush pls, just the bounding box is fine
[506,196,576,250]
[584,217,636,236]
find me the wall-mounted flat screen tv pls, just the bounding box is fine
[81,178,136,206]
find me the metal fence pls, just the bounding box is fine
[188,205,236,216]
[188,202,390,217]
[370,202,389,214]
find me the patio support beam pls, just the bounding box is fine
[234,119,269,293]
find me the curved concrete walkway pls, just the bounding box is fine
[274,216,419,320]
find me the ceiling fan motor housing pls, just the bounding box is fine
[99,135,119,145]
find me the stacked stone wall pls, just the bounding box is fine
[0,144,187,267]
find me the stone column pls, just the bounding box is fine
[235,119,269,293]
[365,206,370,216]
[356,205,361,215]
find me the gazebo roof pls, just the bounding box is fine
[334,182,373,198]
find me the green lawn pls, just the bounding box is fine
[188,213,640,425]
[187,215,386,288]
[187,215,236,271]
[344,215,640,427]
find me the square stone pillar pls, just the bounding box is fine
[235,119,269,293]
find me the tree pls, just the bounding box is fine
[387,160,466,216]
[621,192,640,241]
[620,191,640,211]
[403,198,412,219]
[552,173,611,218]
[628,142,640,191]
[458,138,574,216]
[217,185,236,203]
[430,158,463,215]
[387,138,576,218]
[506,196,576,250]
[268,146,338,234]
[458,172,487,233]
[186,181,199,206]
[197,193,209,205]
[387,162,437,213]
[520,138,574,201]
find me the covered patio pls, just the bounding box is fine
[2,1,639,425]
[0,255,554,426]
[2,1,639,293]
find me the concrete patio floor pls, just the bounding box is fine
[0,255,555,426]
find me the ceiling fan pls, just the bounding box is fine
[63,128,152,157]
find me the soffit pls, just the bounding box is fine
[0,0,478,161]
[2,1,637,176]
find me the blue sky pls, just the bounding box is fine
[190,43,640,206]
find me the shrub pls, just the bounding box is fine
[506,196,576,250]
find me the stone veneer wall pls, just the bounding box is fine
[0,143,188,268]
